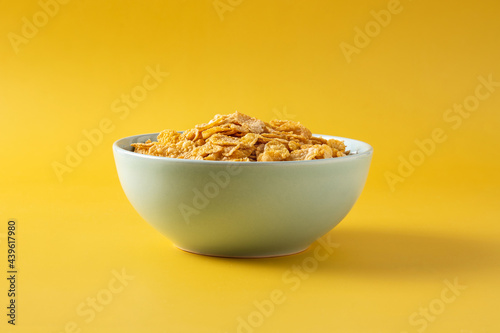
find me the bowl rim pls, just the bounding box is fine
[113,132,373,165]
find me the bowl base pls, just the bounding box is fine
[174,245,310,258]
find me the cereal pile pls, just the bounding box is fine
[131,111,349,161]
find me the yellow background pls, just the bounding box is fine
[1,0,499,332]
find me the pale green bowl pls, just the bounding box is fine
[113,133,373,258]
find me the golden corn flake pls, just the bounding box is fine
[207,134,240,146]
[131,111,349,161]
[257,140,290,162]
[157,129,181,145]
[268,119,312,139]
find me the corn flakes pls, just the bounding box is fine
[131,111,349,161]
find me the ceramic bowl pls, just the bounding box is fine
[113,133,373,258]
